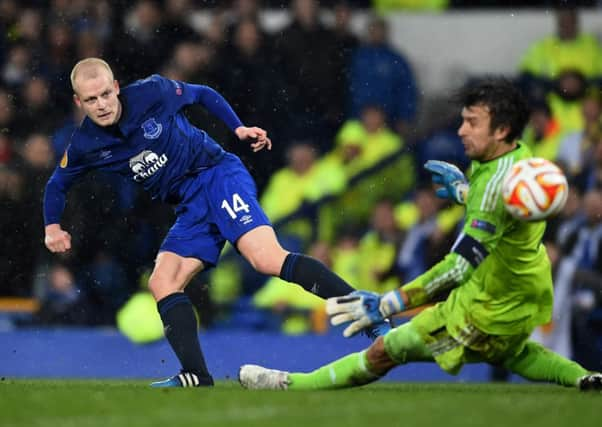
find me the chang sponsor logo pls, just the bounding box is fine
[129,150,168,182]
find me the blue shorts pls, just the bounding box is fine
[160,153,271,265]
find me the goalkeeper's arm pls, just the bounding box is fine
[327,232,490,337]
[380,232,488,316]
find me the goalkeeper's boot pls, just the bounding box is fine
[578,373,602,391]
[239,364,290,390]
[362,319,392,341]
[150,371,214,388]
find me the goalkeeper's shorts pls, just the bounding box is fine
[384,302,530,375]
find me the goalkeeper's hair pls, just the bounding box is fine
[456,77,529,144]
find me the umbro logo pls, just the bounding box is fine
[239,214,253,225]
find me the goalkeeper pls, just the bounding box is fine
[239,78,602,391]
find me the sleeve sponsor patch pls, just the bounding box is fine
[60,150,68,168]
[172,80,182,96]
[471,219,496,234]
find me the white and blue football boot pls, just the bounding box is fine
[150,372,214,388]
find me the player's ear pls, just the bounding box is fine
[494,124,510,143]
[73,93,81,108]
[114,79,120,95]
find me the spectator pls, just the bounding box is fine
[13,76,63,138]
[273,0,343,150]
[557,90,602,179]
[225,0,269,45]
[522,101,564,161]
[109,0,167,83]
[261,142,346,246]
[0,87,15,135]
[159,0,199,47]
[75,30,105,59]
[33,263,87,325]
[330,1,359,127]
[576,132,602,192]
[0,133,11,165]
[355,199,404,292]
[218,18,286,186]
[45,21,76,110]
[555,190,602,370]
[518,6,602,101]
[1,42,33,88]
[349,16,418,137]
[80,251,131,325]
[0,0,18,62]
[0,160,26,295]
[547,69,589,135]
[396,187,446,282]
[334,104,404,177]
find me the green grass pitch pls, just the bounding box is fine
[0,380,600,427]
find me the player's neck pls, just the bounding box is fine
[481,140,517,162]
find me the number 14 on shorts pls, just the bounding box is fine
[221,193,250,219]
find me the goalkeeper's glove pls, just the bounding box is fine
[424,160,469,205]
[326,290,405,338]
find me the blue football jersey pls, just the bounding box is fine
[44,75,243,225]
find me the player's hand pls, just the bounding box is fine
[235,126,272,152]
[424,160,469,205]
[44,224,72,253]
[326,290,405,338]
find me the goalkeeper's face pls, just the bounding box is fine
[458,104,507,162]
[73,72,122,127]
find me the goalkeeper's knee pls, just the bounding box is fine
[366,337,397,375]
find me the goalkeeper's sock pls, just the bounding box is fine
[503,341,588,387]
[288,351,380,390]
[157,292,213,383]
[279,253,355,299]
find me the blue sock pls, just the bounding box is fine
[157,293,213,385]
[279,253,355,299]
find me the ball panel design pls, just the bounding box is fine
[501,158,568,221]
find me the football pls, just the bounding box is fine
[501,158,568,221]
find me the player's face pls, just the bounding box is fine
[74,74,121,127]
[458,104,508,162]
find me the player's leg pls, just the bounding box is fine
[502,340,601,389]
[240,321,432,390]
[237,225,358,299]
[287,321,431,390]
[149,251,214,387]
[212,155,374,302]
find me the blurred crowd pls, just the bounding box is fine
[0,0,601,370]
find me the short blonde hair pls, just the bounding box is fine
[70,58,114,92]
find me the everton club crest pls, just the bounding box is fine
[141,118,163,140]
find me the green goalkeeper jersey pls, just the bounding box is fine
[403,143,553,336]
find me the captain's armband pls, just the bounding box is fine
[451,232,489,268]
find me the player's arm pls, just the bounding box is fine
[43,146,88,253]
[328,202,506,336]
[328,229,495,337]
[398,233,486,307]
[189,84,271,151]
[159,76,271,152]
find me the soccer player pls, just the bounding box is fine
[239,79,602,391]
[43,58,389,388]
